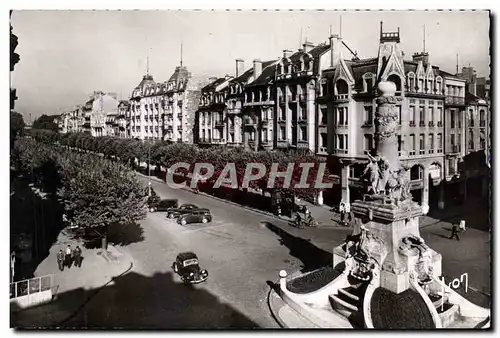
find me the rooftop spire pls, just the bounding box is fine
[180,42,183,67]
[423,24,426,53]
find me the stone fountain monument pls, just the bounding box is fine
[268,81,490,329]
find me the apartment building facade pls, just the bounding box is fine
[129,66,206,142]
[193,22,489,213]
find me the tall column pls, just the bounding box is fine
[375,82,400,173]
[437,183,445,210]
[421,166,430,215]
[341,164,350,208]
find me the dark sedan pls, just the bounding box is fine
[177,209,212,225]
[166,204,199,219]
[172,252,208,284]
[150,199,179,212]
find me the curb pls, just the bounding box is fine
[136,172,345,229]
[52,248,134,327]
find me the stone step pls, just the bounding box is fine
[338,288,360,302]
[329,294,359,318]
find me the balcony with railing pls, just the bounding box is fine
[276,140,289,148]
[211,138,226,145]
[445,96,465,106]
[428,121,435,127]
[333,94,349,102]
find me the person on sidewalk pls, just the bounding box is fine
[57,249,65,271]
[449,223,461,241]
[73,246,82,268]
[459,219,466,232]
[339,203,345,224]
[65,245,73,268]
[344,203,351,226]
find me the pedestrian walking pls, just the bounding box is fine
[10,251,16,283]
[459,219,466,232]
[339,203,345,224]
[57,249,65,271]
[73,246,82,268]
[449,223,461,241]
[344,203,351,226]
[65,245,73,268]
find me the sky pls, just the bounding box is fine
[10,10,490,121]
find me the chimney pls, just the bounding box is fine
[253,59,263,79]
[329,34,342,67]
[235,59,244,77]
[302,40,315,53]
[283,50,293,59]
[412,52,429,66]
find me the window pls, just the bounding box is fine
[320,133,327,148]
[448,158,456,175]
[387,74,401,91]
[468,130,474,150]
[336,80,349,94]
[397,105,402,125]
[480,109,486,127]
[457,133,461,152]
[364,106,373,125]
[408,75,415,91]
[280,107,286,120]
[299,126,307,141]
[429,107,434,122]
[320,108,327,125]
[338,107,344,125]
[428,134,434,153]
[410,106,416,125]
[398,135,402,155]
[409,134,416,155]
[364,134,374,152]
[457,111,462,129]
[469,109,475,127]
[437,133,443,153]
[419,106,425,126]
[262,130,268,142]
[280,126,286,140]
[336,134,348,153]
[437,107,443,126]
[480,134,486,149]
[451,134,455,147]
[451,110,456,128]
[419,134,425,154]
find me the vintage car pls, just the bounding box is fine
[149,199,179,212]
[177,209,212,225]
[166,203,199,219]
[172,252,208,284]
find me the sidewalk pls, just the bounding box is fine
[11,229,133,328]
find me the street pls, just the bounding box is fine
[59,177,490,328]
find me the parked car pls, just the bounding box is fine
[166,204,199,219]
[172,252,208,284]
[149,199,179,212]
[177,209,212,225]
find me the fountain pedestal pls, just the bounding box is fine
[333,198,442,294]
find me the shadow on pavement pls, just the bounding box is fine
[12,270,259,329]
[264,222,332,273]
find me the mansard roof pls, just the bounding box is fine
[201,78,227,92]
[246,62,278,87]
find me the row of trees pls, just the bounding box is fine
[12,137,149,249]
[29,129,331,201]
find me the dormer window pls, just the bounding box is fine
[335,79,349,95]
[363,73,375,93]
[407,73,415,92]
[387,74,402,92]
[277,64,282,75]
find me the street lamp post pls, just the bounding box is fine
[148,139,151,197]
